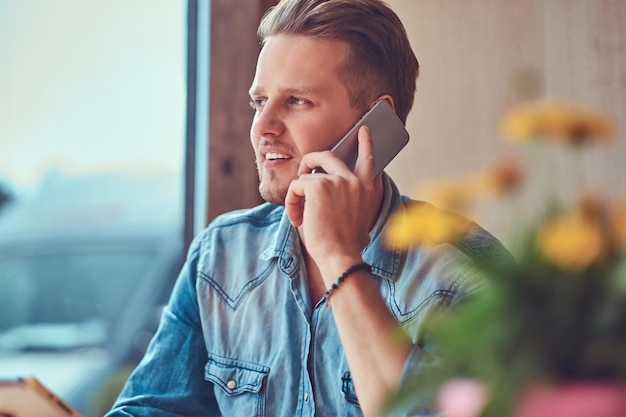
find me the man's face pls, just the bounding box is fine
[249,34,365,205]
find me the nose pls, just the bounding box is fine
[250,100,284,139]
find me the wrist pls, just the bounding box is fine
[322,261,371,307]
[318,254,364,287]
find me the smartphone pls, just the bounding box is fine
[314,100,409,176]
[0,377,82,417]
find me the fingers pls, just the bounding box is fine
[285,180,305,226]
[354,126,375,179]
[288,125,375,227]
[298,150,349,176]
[299,125,375,179]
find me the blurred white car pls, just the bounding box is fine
[0,171,184,416]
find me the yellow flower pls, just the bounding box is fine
[472,156,525,197]
[537,212,608,271]
[575,189,612,224]
[412,156,524,213]
[419,181,475,213]
[612,197,626,251]
[385,202,475,249]
[500,100,614,145]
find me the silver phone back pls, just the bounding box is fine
[331,100,409,176]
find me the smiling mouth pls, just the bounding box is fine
[265,152,292,161]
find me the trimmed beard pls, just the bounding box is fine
[257,167,289,206]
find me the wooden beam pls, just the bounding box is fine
[207,0,277,221]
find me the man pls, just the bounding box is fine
[107,1,509,416]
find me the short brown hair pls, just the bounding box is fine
[258,0,419,124]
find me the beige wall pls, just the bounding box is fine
[385,0,626,244]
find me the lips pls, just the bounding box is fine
[258,142,294,165]
[265,152,291,160]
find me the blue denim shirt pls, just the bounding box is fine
[106,174,510,417]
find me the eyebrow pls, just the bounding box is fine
[248,86,325,97]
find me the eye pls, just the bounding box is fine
[249,97,266,111]
[289,97,309,106]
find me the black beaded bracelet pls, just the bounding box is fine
[324,262,371,306]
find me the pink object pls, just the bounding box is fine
[437,379,490,417]
[516,383,626,417]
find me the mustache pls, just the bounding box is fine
[258,138,294,151]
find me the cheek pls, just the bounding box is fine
[317,109,364,150]
[319,124,352,152]
[297,120,347,154]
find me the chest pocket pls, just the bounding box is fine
[205,354,269,417]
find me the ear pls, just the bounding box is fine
[373,94,396,113]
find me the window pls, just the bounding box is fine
[0,1,186,415]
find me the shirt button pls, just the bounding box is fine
[304,392,309,401]
[227,380,237,390]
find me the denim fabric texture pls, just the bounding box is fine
[106,174,511,417]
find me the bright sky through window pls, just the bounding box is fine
[0,0,186,191]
